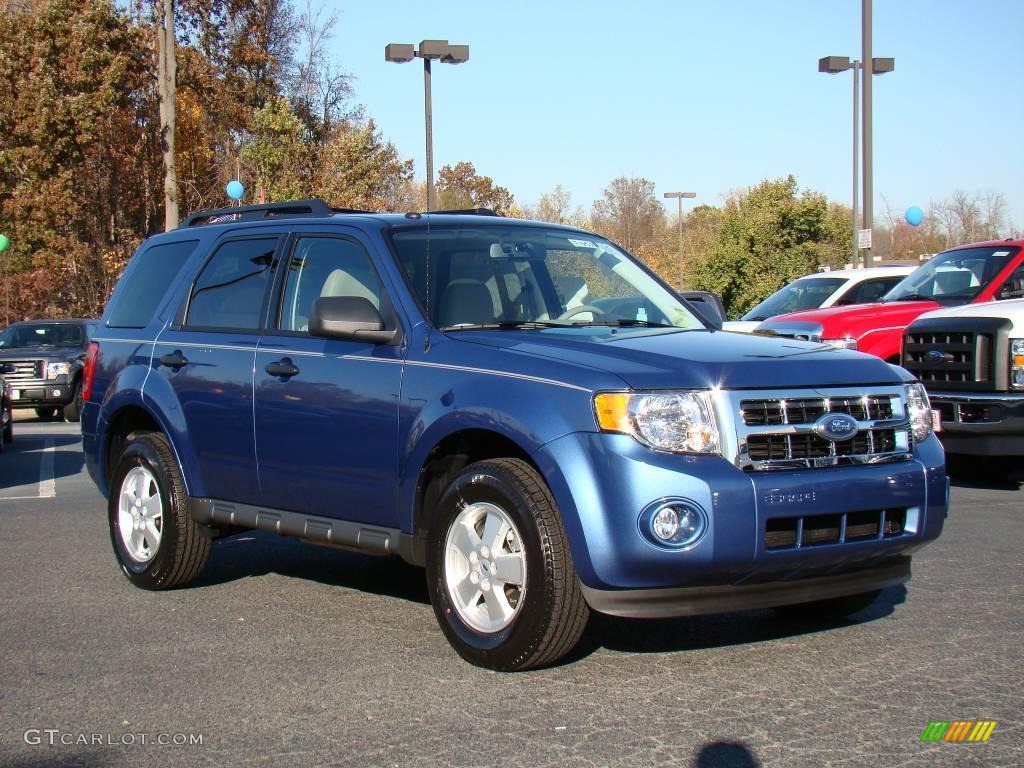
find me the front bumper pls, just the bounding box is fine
[534,431,947,611]
[8,381,73,408]
[930,391,1024,456]
[582,557,911,618]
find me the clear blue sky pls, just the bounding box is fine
[329,0,1023,230]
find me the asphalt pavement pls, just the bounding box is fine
[0,416,1020,767]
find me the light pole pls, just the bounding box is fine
[663,191,696,288]
[819,53,893,267]
[385,40,469,212]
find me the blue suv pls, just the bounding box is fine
[82,199,948,670]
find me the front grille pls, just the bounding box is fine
[903,329,991,385]
[932,400,1003,425]
[0,359,42,383]
[764,508,908,550]
[734,389,910,471]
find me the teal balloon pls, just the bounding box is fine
[226,180,245,200]
[0,234,8,252]
[905,206,923,227]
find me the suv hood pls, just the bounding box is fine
[449,327,905,390]
[913,298,1024,332]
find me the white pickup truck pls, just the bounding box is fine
[902,298,1024,474]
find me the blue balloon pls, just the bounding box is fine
[226,180,245,200]
[905,206,923,227]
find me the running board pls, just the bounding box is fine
[188,497,425,566]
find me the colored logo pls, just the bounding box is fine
[813,412,858,442]
[920,720,997,743]
[925,349,954,364]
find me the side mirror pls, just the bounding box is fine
[679,290,726,330]
[309,296,397,344]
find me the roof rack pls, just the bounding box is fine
[425,207,499,216]
[181,198,371,227]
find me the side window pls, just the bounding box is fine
[107,240,199,328]
[997,263,1024,300]
[278,236,386,333]
[837,277,901,305]
[185,238,278,330]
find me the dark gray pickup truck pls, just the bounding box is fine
[0,319,97,421]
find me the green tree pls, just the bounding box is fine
[239,96,305,201]
[311,120,414,211]
[689,176,848,317]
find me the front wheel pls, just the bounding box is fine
[426,458,589,671]
[108,432,210,590]
[63,380,82,422]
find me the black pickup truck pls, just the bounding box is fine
[0,319,97,421]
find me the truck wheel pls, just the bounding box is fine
[2,407,11,444]
[63,380,82,422]
[35,407,58,421]
[773,589,881,621]
[425,458,589,671]
[108,431,210,590]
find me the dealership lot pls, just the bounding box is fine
[0,418,1020,767]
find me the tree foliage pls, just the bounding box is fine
[436,161,515,215]
[590,176,666,253]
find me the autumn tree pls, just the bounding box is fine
[590,177,666,253]
[436,161,515,215]
[688,176,848,317]
[526,184,588,228]
[311,120,413,210]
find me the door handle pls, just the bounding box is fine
[159,350,189,369]
[265,358,300,378]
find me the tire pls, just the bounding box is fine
[63,380,82,422]
[2,406,11,445]
[108,431,210,590]
[772,589,881,621]
[425,458,589,671]
[35,407,58,420]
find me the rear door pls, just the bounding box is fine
[151,233,283,504]
[253,230,404,526]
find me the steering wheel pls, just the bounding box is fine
[556,304,607,321]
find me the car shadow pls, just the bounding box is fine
[195,531,905,661]
[195,530,430,605]
[946,456,1023,490]
[0,433,84,489]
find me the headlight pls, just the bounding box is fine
[1011,339,1024,390]
[904,381,933,443]
[594,391,720,454]
[823,336,858,351]
[45,362,70,380]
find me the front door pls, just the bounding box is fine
[254,232,404,527]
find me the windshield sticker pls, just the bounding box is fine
[992,251,1010,257]
[568,239,597,249]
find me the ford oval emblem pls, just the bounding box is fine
[814,412,859,442]
[925,349,953,364]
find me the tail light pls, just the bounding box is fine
[82,342,99,402]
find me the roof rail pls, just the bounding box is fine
[181,198,366,227]
[426,207,499,216]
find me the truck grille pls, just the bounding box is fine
[727,387,912,471]
[1,359,42,383]
[764,508,908,550]
[903,329,993,385]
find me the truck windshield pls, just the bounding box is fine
[0,323,83,348]
[388,224,704,330]
[740,277,846,321]
[884,246,1019,305]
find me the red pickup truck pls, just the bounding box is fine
[754,240,1024,362]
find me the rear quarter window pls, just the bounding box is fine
[107,240,200,328]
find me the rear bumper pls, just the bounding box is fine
[582,557,911,619]
[930,391,1024,456]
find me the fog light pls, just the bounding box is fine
[51,389,61,397]
[642,499,707,548]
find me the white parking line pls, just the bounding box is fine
[38,438,56,498]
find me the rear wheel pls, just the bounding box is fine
[773,590,881,621]
[426,458,589,671]
[108,432,210,590]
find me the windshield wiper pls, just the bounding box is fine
[569,319,673,328]
[884,293,933,303]
[442,320,565,331]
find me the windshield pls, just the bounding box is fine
[740,277,846,321]
[0,323,84,349]
[883,246,1019,305]
[388,224,703,330]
